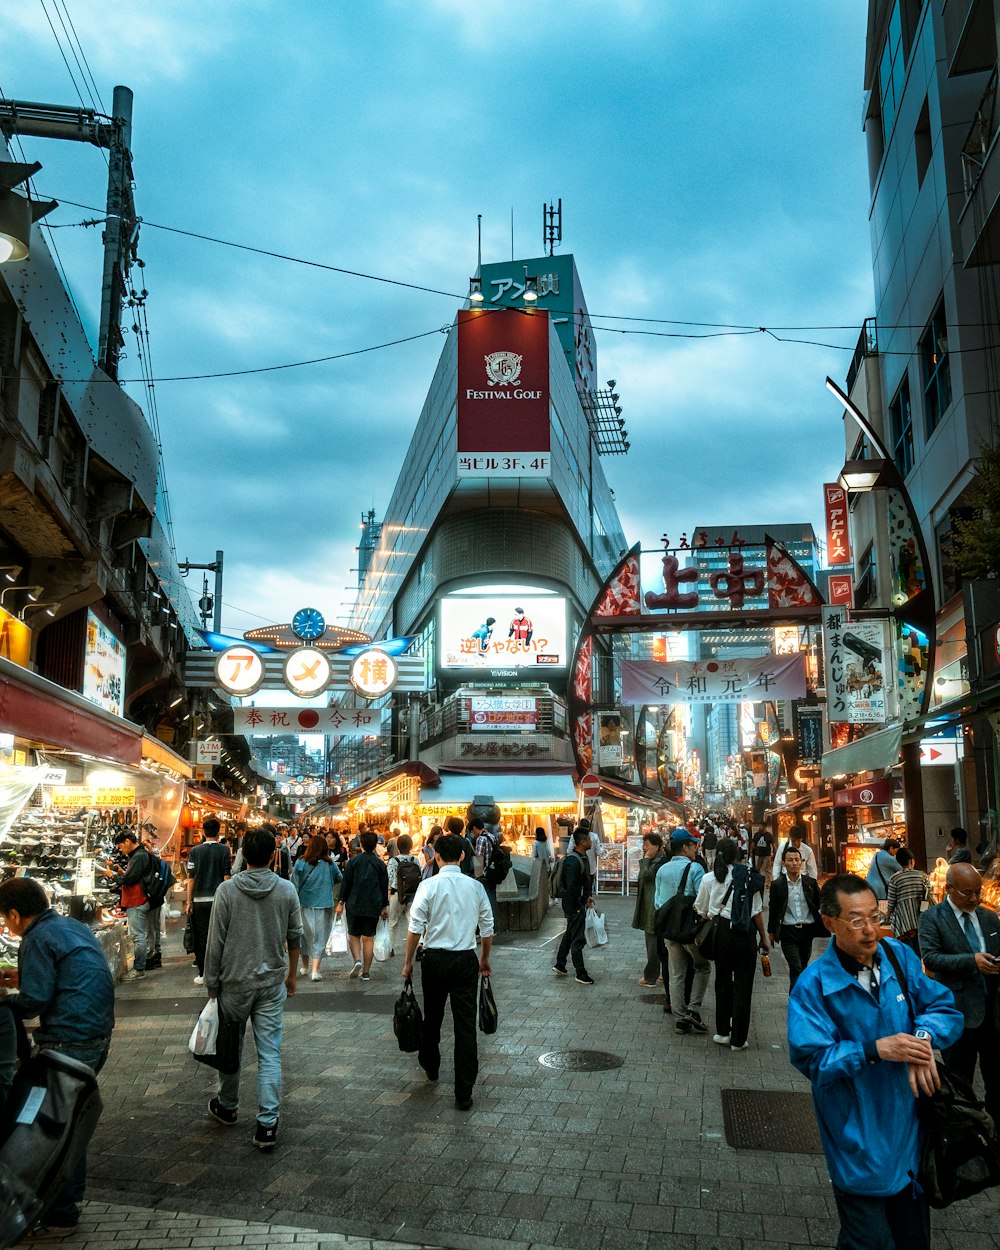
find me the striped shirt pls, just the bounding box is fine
[885,868,928,937]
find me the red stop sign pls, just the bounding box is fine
[580,773,602,798]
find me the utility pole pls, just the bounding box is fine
[179,550,224,633]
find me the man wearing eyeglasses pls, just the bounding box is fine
[789,873,962,1250]
[918,862,1000,1129]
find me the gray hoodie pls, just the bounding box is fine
[203,868,303,996]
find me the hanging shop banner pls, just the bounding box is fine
[467,696,538,730]
[833,778,893,807]
[822,607,889,724]
[620,653,806,706]
[828,573,854,606]
[234,706,387,736]
[597,711,624,765]
[49,784,136,808]
[795,706,824,765]
[824,484,852,566]
[456,308,551,478]
[82,610,126,718]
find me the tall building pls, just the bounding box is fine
[840,0,1000,862]
[327,252,630,836]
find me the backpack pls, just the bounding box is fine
[483,834,512,889]
[395,857,422,908]
[141,851,175,908]
[549,857,569,899]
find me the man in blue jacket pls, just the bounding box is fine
[789,873,962,1250]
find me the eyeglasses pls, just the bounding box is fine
[833,912,881,931]
[948,885,981,901]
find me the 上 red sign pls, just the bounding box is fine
[457,308,550,453]
[824,484,852,566]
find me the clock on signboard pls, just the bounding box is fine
[291,607,326,642]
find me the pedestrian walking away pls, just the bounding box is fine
[387,833,423,957]
[443,815,477,876]
[632,832,668,988]
[186,817,232,985]
[337,829,389,980]
[553,827,595,984]
[203,824,302,1149]
[917,861,1000,1128]
[766,844,822,991]
[402,833,494,1110]
[750,826,772,878]
[655,828,710,1034]
[695,838,768,1049]
[884,847,928,950]
[865,836,903,902]
[789,873,963,1250]
[292,834,342,980]
[0,877,115,1237]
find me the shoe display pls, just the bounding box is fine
[253,1120,278,1150]
[712,1034,731,1045]
[349,961,363,979]
[208,1097,237,1126]
[686,1011,709,1034]
[575,971,595,985]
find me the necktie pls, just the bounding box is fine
[962,912,980,953]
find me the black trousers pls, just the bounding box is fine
[192,900,213,976]
[946,1019,1000,1127]
[556,909,587,973]
[713,919,758,1047]
[418,948,479,1099]
[779,925,815,990]
[642,931,668,983]
[832,1183,930,1250]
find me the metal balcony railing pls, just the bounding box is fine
[846,318,878,395]
[962,66,998,199]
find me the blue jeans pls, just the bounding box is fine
[39,1038,111,1227]
[832,1184,930,1250]
[125,902,149,970]
[217,983,286,1127]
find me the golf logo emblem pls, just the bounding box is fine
[484,350,522,387]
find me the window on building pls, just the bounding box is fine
[878,2,906,147]
[921,297,952,435]
[914,96,932,188]
[856,542,877,608]
[888,375,914,478]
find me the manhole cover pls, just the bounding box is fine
[538,1050,624,1072]
[720,1089,823,1155]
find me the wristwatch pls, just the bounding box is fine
[914,1029,932,1043]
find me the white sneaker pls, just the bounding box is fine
[730,1041,750,1051]
[309,971,323,981]
[193,975,205,985]
[712,1033,730,1045]
[349,961,362,979]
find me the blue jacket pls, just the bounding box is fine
[654,856,704,910]
[788,937,963,1196]
[292,857,342,909]
[15,908,115,1047]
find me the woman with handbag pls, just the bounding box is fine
[694,838,768,1052]
[292,835,343,981]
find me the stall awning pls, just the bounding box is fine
[185,784,245,815]
[141,734,193,779]
[420,772,578,806]
[593,777,687,821]
[821,724,902,778]
[0,654,142,766]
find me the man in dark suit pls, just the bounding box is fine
[918,862,1000,1125]
[767,844,823,991]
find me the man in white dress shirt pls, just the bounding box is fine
[771,824,818,881]
[403,834,494,1111]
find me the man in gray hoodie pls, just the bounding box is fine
[203,824,302,1150]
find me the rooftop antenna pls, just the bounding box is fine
[543,199,562,257]
[477,213,482,272]
[511,206,514,260]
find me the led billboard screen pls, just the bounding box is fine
[440,593,567,671]
[83,610,126,717]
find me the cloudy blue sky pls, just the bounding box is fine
[5,0,873,634]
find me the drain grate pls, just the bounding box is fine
[720,1089,824,1155]
[539,1050,624,1072]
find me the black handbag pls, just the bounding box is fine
[191,1001,243,1076]
[478,976,498,1035]
[182,913,195,955]
[654,863,704,943]
[881,940,1000,1208]
[393,978,424,1053]
[693,883,733,962]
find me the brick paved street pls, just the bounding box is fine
[23,895,1000,1250]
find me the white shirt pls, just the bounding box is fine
[408,864,495,948]
[771,840,818,880]
[586,830,602,877]
[785,876,809,925]
[947,896,984,951]
[695,867,763,920]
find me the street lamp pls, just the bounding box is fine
[0,161,56,263]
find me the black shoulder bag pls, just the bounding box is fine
[880,939,1000,1208]
[654,863,705,944]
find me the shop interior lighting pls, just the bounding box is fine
[468,276,484,303]
[0,565,22,583]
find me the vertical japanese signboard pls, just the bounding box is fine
[457,308,550,478]
[824,484,852,566]
[822,607,889,724]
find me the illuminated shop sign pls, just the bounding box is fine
[467,695,538,730]
[440,593,566,670]
[83,611,126,717]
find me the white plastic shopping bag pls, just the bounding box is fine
[584,909,608,949]
[326,914,348,956]
[189,998,219,1056]
[373,917,392,962]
